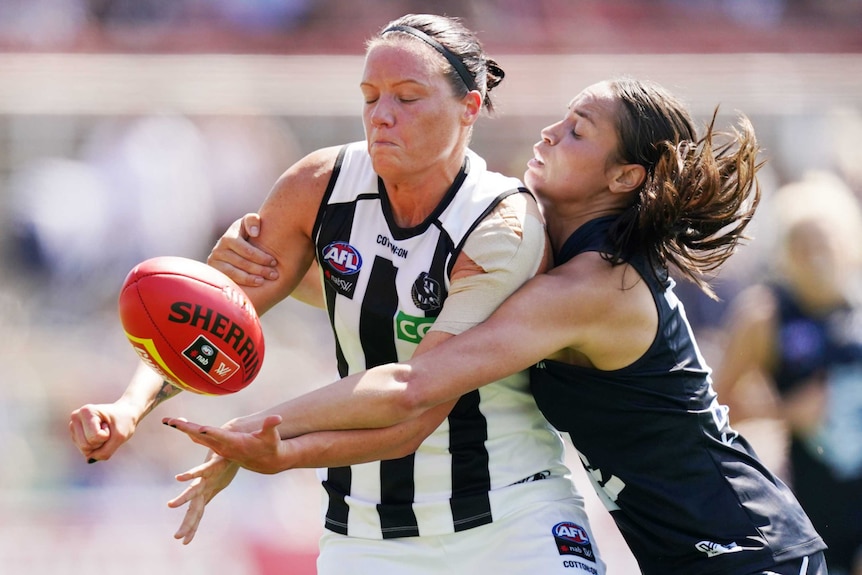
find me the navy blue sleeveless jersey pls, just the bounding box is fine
[530,216,825,575]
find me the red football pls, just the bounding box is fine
[118,256,265,395]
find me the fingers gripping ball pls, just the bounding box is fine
[118,256,265,395]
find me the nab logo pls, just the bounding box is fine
[183,335,240,385]
[322,241,362,275]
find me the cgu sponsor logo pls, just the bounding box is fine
[395,311,436,344]
[322,241,363,274]
[168,302,261,381]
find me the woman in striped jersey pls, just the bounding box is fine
[184,78,829,574]
[69,13,605,575]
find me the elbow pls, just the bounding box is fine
[386,435,427,460]
[388,365,437,421]
[359,363,441,427]
[385,420,440,460]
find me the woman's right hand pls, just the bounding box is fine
[208,213,279,287]
[68,402,140,463]
[168,452,241,545]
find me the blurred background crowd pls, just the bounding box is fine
[0,1,861,573]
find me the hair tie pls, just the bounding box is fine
[382,25,477,92]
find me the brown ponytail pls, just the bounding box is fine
[606,79,763,299]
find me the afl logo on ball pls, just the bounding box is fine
[552,521,595,561]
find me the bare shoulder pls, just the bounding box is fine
[547,250,628,288]
[260,145,341,233]
[273,146,341,194]
[541,252,658,368]
[516,252,638,327]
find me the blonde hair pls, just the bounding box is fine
[772,170,862,266]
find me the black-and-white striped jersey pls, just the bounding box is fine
[531,216,826,575]
[312,141,571,540]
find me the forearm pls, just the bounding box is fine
[119,363,183,423]
[229,320,537,440]
[279,402,454,471]
[223,362,422,439]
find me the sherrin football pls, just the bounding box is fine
[118,256,265,395]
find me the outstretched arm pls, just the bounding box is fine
[173,248,656,447]
[68,147,337,464]
[165,400,454,545]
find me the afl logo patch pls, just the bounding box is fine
[322,241,363,275]
[321,241,362,299]
[552,521,595,561]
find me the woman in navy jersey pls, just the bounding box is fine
[716,171,862,575]
[180,77,828,574]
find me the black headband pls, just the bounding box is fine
[382,25,478,92]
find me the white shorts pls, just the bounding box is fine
[316,484,606,575]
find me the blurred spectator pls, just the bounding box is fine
[714,171,862,575]
[0,0,90,49]
[204,0,315,32]
[80,114,217,264]
[5,113,230,320]
[7,156,118,317]
[195,115,302,237]
[87,0,187,25]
